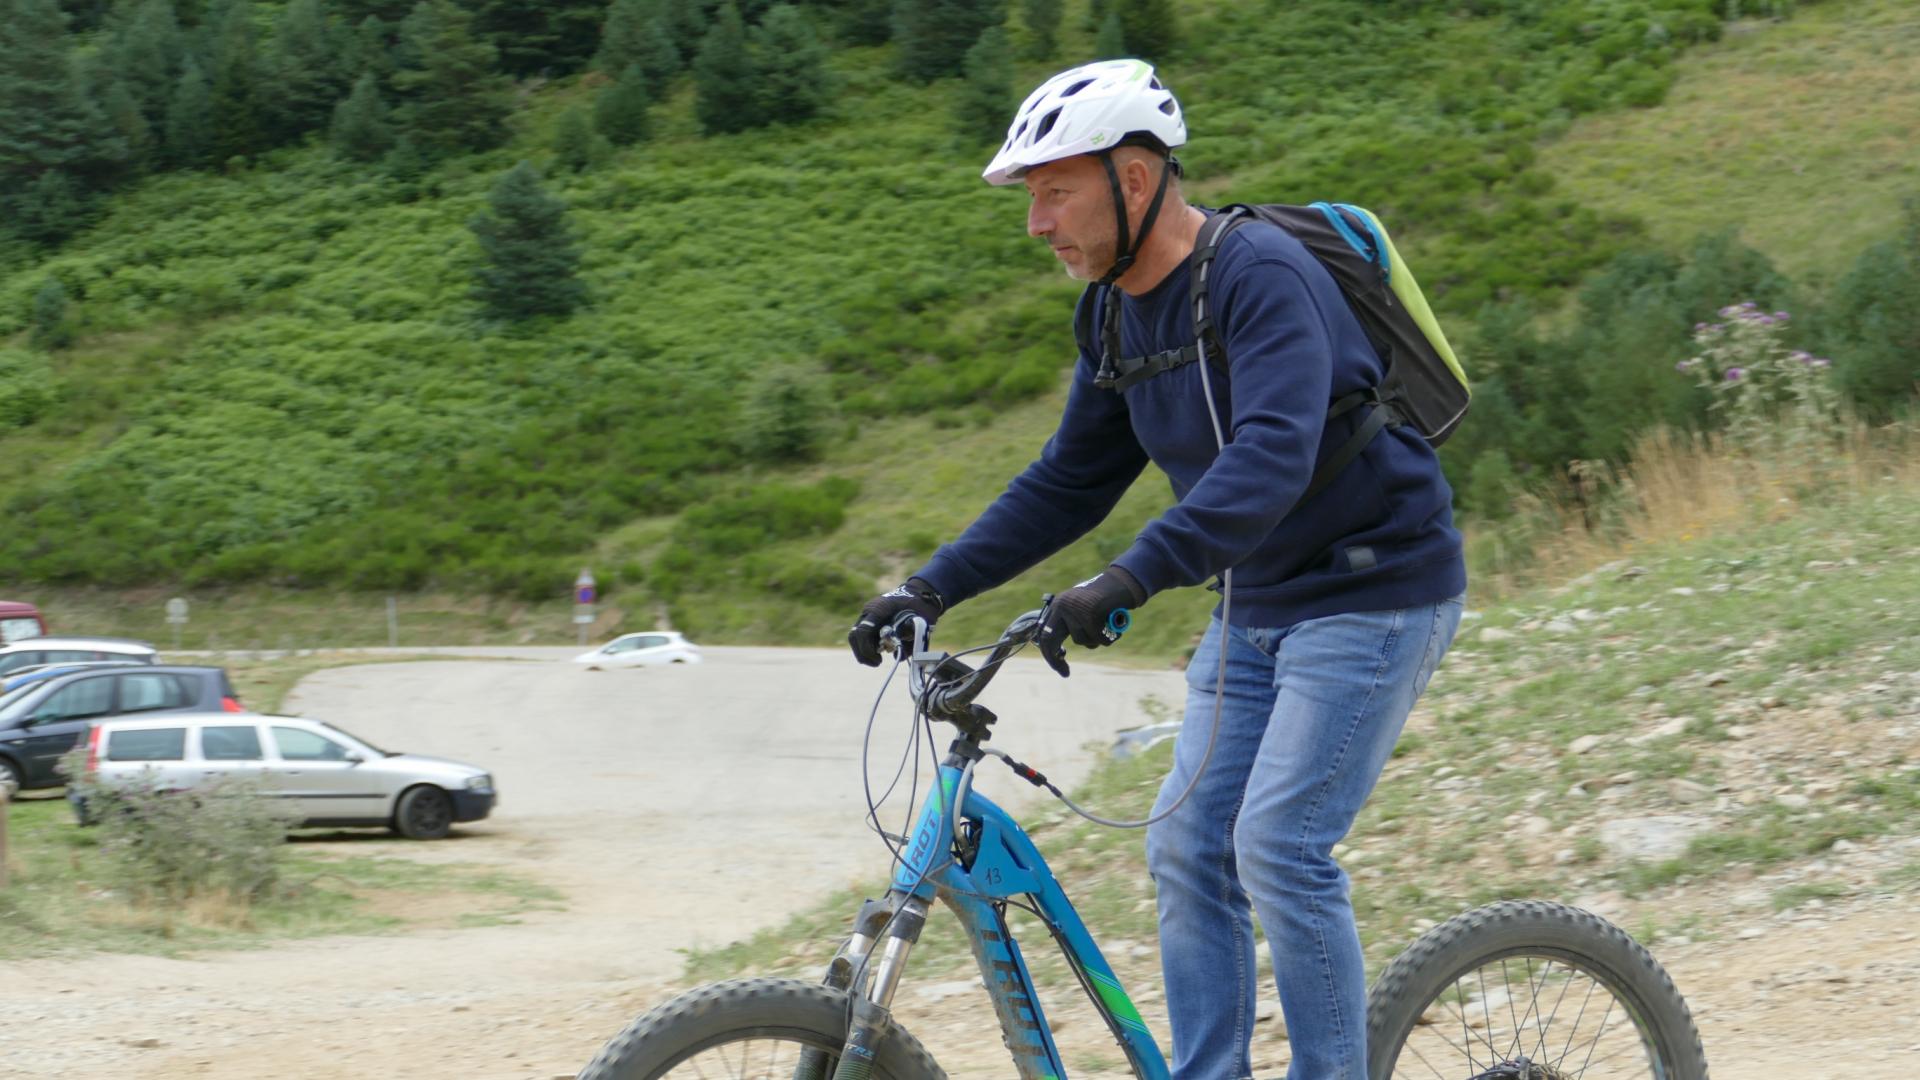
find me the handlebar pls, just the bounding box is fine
[880,606,1048,730]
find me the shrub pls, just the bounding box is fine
[0,347,59,430]
[64,750,299,909]
[738,365,834,462]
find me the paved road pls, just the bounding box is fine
[0,646,1189,1079]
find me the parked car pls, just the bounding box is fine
[0,636,157,678]
[0,601,47,645]
[71,713,496,840]
[572,631,702,670]
[0,665,242,794]
[2,661,150,694]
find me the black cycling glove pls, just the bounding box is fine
[847,577,945,666]
[1037,566,1147,678]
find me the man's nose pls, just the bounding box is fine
[1027,200,1052,238]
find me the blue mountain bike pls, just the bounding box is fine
[579,608,1708,1080]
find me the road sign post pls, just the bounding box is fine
[574,569,596,647]
[165,597,189,652]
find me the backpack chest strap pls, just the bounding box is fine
[1093,344,1206,392]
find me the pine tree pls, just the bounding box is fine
[661,0,715,64]
[391,0,511,157]
[1094,6,1125,59]
[593,65,651,146]
[468,161,588,320]
[0,0,113,213]
[691,1,760,135]
[101,78,157,171]
[1021,0,1060,59]
[343,14,396,81]
[163,57,215,168]
[9,170,88,244]
[330,71,392,160]
[105,0,185,128]
[595,0,680,94]
[467,0,603,77]
[207,0,267,163]
[551,105,601,172]
[1115,0,1176,63]
[954,26,1011,144]
[30,277,72,350]
[831,0,892,46]
[753,5,828,126]
[273,0,350,140]
[893,0,1005,83]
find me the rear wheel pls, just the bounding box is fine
[1367,900,1707,1080]
[579,977,945,1079]
[393,785,453,840]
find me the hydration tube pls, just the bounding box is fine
[1036,327,1232,831]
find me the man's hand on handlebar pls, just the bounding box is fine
[848,578,945,666]
[1036,566,1146,678]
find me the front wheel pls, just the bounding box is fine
[392,784,453,839]
[579,977,946,1079]
[1367,900,1708,1080]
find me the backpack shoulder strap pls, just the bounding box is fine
[1188,204,1255,365]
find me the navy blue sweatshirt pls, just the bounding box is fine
[913,214,1466,628]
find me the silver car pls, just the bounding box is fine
[73,713,496,840]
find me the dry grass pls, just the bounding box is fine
[1466,417,1920,600]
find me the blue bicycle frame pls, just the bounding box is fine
[888,760,1170,1079]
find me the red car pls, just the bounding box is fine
[0,601,47,645]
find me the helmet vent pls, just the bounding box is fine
[1061,79,1095,98]
[1159,99,1177,115]
[1013,117,1029,140]
[1034,107,1061,141]
[1150,77,1163,90]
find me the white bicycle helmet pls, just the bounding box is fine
[982,59,1187,187]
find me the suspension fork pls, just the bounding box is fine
[796,891,932,1080]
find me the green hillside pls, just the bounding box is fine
[3,0,1918,647]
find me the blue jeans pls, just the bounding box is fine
[1145,595,1465,1080]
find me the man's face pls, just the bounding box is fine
[1024,157,1118,282]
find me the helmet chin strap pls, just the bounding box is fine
[1096,151,1176,288]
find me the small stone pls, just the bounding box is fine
[1776,793,1811,810]
[1569,735,1604,755]
[1760,695,1785,709]
[1520,816,1552,837]
[1727,724,1755,739]
[1479,627,1514,642]
[1669,587,1696,597]
[1619,566,1648,579]
[126,1038,163,1049]
[1545,617,1577,634]
[1738,927,1766,940]
[1255,999,1278,1021]
[1668,779,1710,803]
[1703,671,1730,687]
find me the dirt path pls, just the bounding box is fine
[1,648,1912,1078]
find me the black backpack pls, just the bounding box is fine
[1077,202,1470,503]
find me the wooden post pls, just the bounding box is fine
[0,783,11,890]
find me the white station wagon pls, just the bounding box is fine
[72,713,496,840]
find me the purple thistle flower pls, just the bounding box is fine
[1758,315,1776,325]
[1692,322,1708,332]
[1742,300,1759,309]
[1773,311,1790,320]
[1718,305,1740,318]
[1790,350,1812,363]
[1725,367,1745,381]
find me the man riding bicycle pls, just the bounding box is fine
[848,60,1465,1080]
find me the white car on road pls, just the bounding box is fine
[572,631,702,670]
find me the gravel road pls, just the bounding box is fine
[0,646,1188,1079]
